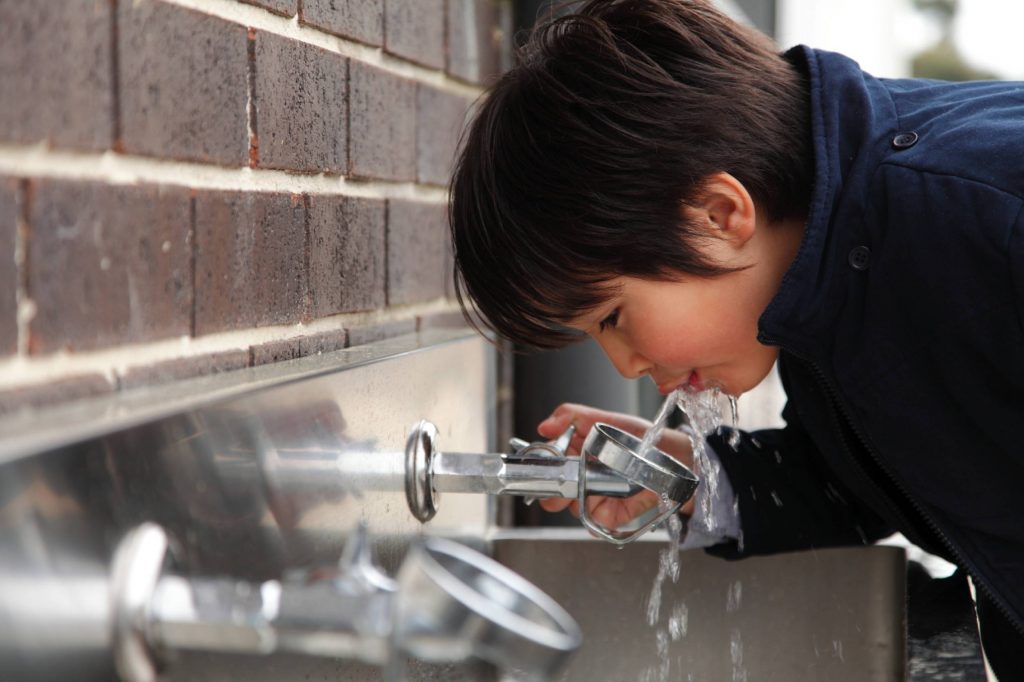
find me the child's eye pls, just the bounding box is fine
[598,309,620,332]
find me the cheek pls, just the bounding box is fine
[635,322,708,366]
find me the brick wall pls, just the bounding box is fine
[0,0,511,414]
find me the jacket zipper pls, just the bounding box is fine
[770,343,1024,638]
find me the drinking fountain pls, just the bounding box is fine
[405,421,699,545]
[110,522,581,682]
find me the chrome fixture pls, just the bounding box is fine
[406,421,699,545]
[111,522,581,682]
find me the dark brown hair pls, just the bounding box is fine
[450,0,812,349]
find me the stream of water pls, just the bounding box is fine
[637,386,740,682]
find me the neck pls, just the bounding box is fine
[763,214,807,292]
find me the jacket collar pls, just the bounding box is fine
[757,46,898,360]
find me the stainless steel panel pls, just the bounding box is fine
[494,530,906,682]
[0,330,497,681]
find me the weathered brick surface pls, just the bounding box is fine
[349,61,417,180]
[384,0,445,69]
[28,180,192,354]
[0,375,114,416]
[0,179,18,355]
[387,200,447,305]
[0,1,113,150]
[347,318,416,347]
[194,191,307,335]
[119,0,248,165]
[250,329,347,366]
[301,0,383,45]
[239,0,298,16]
[254,33,347,173]
[447,0,509,85]
[118,350,251,390]
[307,196,386,315]
[417,86,472,186]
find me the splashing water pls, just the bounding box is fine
[635,387,741,682]
[668,603,689,641]
[675,386,735,537]
[726,580,743,613]
[656,629,671,681]
[645,512,683,626]
[637,388,681,460]
[731,628,748,682]
[728,395,741,449]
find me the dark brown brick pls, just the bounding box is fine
[194,191,307,335]
[0,178,18,355]
[28,180,192,354]
[447,0,510,86]
[119,0,248,165]
[307,195,386,315]
[118,350,251,390]
[253,32,347,173]
[387,200,446,305]
[250,329,347,366]
[0,374,114,416]
[346,318,416,347]
[301,0,383,45]
[349,61,416,180]
[417,86,472,186]
[239,0,298,17]
[0,1,113,150]
[384,0,445,69]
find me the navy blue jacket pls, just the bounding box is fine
[709,47,1024,674]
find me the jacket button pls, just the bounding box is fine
[892,132,919,149]
[848,246,871,270]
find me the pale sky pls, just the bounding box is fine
[955,0,1024,80]
[777,0,1024,80]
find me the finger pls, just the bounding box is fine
[538,497,573,513]
[537,406,575,438]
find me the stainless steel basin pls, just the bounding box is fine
[492,528,906,682]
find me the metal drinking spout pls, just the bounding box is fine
[405,420,700,545]
[111,523,581,682]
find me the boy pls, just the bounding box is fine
[448,0,1024,676]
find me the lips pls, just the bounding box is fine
[658,370,704,395]
[685,370,705,392]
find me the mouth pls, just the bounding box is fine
[658,370,705,395]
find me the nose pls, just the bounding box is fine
[594,333,652,380]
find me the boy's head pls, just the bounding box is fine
[450,0,812,390]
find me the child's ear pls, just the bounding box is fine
[689,172,758,247]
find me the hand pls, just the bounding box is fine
[536,403,696,528]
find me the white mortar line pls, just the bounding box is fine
[12,190,32,358]
[161,0,484,100]
[0,145,449,203]
[0,298,462,389]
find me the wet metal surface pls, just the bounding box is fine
[0,330,497,681]
[494,529,906,682]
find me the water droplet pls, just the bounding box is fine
[727,395,741,449]
[770,491,784,507]
[668,603,689,641]
[726,580,743,613]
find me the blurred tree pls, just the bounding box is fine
[911,0,996,80]
[913,0,958,23]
